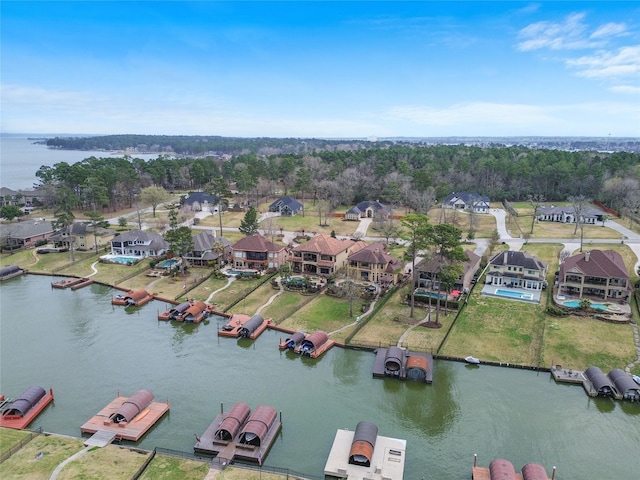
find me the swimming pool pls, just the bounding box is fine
[414,289,447,300]
[563,300,608,310]
[495,289,534,300]
[226,269,258,276]
[156,259,179,268]
[101,255,142,265]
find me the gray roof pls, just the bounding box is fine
[111,229,169,251]
[0,219,54,239]
[443,191,490,206]
[184,191,218,206]
[538,205,604,217]
[269,196,303,212]
[489,250,547,271]
[346,200,390,216]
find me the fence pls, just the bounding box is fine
[0,428,42,464]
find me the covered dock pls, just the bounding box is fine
[194,402,281,464]
[608,369,640,402]
[471,456,556,480]
[238,314,269,339]
[80,390,169,441]
[372,347,433,383]
[218,314,253,337]
[324,421,406,480]
[294,330,335,358]
[0,265,25,282]
[180,301,210,323]
[279,331,306,350]
[584,366,618,398]
[0,386,54,429]
[111,289,154,307]
[158,301,191,321]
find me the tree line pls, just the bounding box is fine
[30,142,640,218]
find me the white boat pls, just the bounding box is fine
[632,375,640,386]
[465,356,480,365]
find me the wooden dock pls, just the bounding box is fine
[80,394,169,442]
[194,412,281,463]
[218,314,252,337]
[70,278,93,290]
[0,389,55,429]
[52,277,87,289]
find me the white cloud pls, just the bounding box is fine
[516,12,596,51]
[609,85,640,95]
[566,45,640,79]
[590,22,628,39]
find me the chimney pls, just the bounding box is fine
[503,251,508,263]
[585,251,590,262]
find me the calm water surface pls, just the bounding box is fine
[1,275,639,479]
[0,135,158,190]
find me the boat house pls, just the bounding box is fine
[584,366,616,397]
[324,421,407,480]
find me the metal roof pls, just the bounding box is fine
[2,386,46,417]
[489,458,517,480]
[239,405,277,447]
[215,402,251,441]
[110,390,154,424]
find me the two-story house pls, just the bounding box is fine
[485,250,547,290]
[346,242,404,286]
[415,250,481,293]
[289,234,366,276]
[268,196,304,216]
[49,222,108,251]
[109,230,169,258]
[183,231,232,267]
[558,250,631,302]
[231,234,287,271]
[441,192,490,214]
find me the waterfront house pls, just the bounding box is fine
[0,219,54,249]
[485,250,547,291]
[289,234,366,276]
[109,230,169,258]
[268,196,303,216]
[416,250,481,293]
[344,200,391,221]
[231,234,287,270]
[441,192,490,214]
[558,249,631,302]
[49,222,110,251]
[346,242,404,286]
[184,231,232,267]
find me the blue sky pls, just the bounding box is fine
[1,1,639,137]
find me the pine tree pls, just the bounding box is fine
[239,207,259,236]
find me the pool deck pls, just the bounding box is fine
[481,284,541,303]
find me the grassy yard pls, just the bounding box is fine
[440,289,549,366]
[0,433,85,480]
[430,208,498,238]
[137,454,209,480]
[56,445,151,480]
[0,428,34,458]
[278,295,358,341]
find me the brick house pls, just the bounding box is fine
[558,249,631,302]
[289,234,366,276]
[346,242,404,286]
[231,234,287,270]
[416,250,481,293]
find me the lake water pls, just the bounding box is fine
[1,275,639,479]
[0,134,158,190]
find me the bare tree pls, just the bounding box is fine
[527,194,546,234]
[261,216,279,243]
[568,195,591,251]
